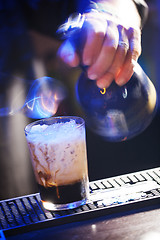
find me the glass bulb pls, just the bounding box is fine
[76,63,157,142]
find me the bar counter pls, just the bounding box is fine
[5,205,160,240]
[1,167,160,240]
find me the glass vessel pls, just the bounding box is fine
[76,63,157,142]
[25,116,89,210]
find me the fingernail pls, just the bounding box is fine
[88,73,97,80]
[116,78,124,86]
[83,58,91,66]
[97,80,111,89]
[96,81,105,89]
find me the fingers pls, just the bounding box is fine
[87,21,119,81]
[58,16,142,89]
[82,17,107,66]
[115,27,141,86]
[97,26,129,88]
[94,26,141,88]
[128,27,142,62]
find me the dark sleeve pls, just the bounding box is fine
[132,0,149,28]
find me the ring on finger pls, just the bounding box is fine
[118,40,129,50]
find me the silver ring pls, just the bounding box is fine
[118,41,129,49]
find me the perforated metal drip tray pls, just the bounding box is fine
[1,167,160,235]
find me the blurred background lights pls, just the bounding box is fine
[0,75,67,119]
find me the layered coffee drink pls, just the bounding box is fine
[25,116,89,210]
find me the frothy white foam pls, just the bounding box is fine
[26,120,83,143]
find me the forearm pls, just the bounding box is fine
[81,0,148,29]
[92,0,141,28]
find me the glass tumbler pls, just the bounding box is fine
[25,116,89,211]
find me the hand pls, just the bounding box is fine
[58,10,141,89]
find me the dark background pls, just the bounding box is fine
[0,0,160,201]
